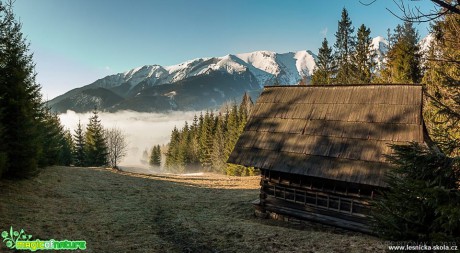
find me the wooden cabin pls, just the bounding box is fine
[228,84,428,233]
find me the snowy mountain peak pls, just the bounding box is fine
[48,36,401,113]
[372,36,388,51]
[419,33,434,53]
[88,49,318,94]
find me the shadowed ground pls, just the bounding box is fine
[0,166,386,252]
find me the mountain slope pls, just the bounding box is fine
[49,50,317,113]
[49,37,394,113]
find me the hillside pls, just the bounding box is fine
[0,166,386,252]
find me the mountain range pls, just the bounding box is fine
[49,36,395,113]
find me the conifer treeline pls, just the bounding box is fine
[311,8,421,85]
[159,93,256,175]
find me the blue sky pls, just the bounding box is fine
[13,0,433,99]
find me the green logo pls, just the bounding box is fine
[2,227,86,251]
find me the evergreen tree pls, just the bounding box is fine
[189,115,200,165]
[73,120,86,166]
[0,114,7,176]
[0,1,43,177]
[378,22,422,83]
[199,111,214,171]
[38,108,66,167]
[165,126,182,171]
[225,105,240,159]
[372,143,460,242]
[58,129,73,166]
[352,24,375,83]
[211,116,226,172]
[149,145,161,167]
[85,109,108,166]
[239,92,254,118]
[311,38,335,84]
[163,94,256,175]
[334,8,355,84]
[180,122,192,166]
[422,11,460,156]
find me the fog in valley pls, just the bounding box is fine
[59,110,199,167]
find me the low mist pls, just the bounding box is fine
[58,110,199,166]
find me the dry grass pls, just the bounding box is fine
[0,166,386,252]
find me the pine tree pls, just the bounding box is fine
[311,38,335,84]
[73,120,86,166]
[378,22,422,83]
[85,109,108,167]
[422,11,460,156]
[352,24,375,83]
[0,1,43,177]
[334,8,355,84]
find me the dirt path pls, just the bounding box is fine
[0,166,386,252]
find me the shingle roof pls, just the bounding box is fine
[228,84,425,187]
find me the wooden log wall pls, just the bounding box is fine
[257,169,383,233]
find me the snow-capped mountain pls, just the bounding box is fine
[48,36,394,113]
[49,50,317,113]
[93,50,316,95]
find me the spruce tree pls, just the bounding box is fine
[85,109,108,167]
[181,122,192,165]
[189,115,200,165]
[199,111,214,171]
[38,108,65,167]
[372,143,460,242]
[211,117,226,172]
[165,126,181,170]
[0,115,7,176]
[58,129,74,166]
[311,38,335,84]
[352,24,375,83]
[73,120,86,166]
[0,1,43,177]
[378,22,422,83]
[149,145,161,167]
[239,92,254,117]
[334,8,355,84]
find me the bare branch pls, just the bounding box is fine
[368,0,459,23]
[359,0,377,6]
[431,0,460,15]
